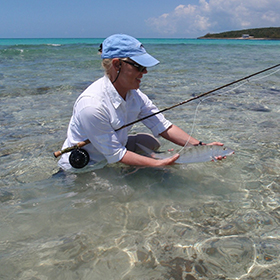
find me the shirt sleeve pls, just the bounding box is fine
[137,90,172,136]
[78,103,127,164]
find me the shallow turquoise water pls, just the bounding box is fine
[0,38,280,279]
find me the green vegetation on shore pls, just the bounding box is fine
[199,27,280,39]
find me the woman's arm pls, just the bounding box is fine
[119,150,180,167]
[160,124,224,147]
[160,124,201,146]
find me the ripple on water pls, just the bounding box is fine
[218,209,278,236]
[255,237,280,266]
[196,236,255,278]
[87,247,132,279]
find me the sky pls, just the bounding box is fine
[1,0,280,38]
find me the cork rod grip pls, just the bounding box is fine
[53,139,91,158]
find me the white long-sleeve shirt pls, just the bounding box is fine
[58,75,172,170]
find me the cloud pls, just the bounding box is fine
[146,0,280,37]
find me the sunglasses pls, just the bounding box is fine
[121,60,146,72]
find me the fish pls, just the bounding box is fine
[137,143,234,164]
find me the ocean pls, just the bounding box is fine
[1,38,280,279]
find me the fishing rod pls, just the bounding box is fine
[53,63,280,167]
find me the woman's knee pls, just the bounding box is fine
[126,133,160,152]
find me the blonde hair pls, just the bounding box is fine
[101,57,130,78]
[102,58,113,78]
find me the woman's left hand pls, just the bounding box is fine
[206,141,224,146]
[206,142,225,160]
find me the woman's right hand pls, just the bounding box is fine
[156,153,180,166]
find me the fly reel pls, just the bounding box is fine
[69,148,90,169]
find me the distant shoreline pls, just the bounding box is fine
[198,27,280,40]
[198,37,280,40]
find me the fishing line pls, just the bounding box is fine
[179,80,251,152]
[180,66,280,152]
[178,92,236,154]
[250,67,280,82]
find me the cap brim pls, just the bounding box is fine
[130,53,160,67]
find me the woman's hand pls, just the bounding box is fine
[156,153,180,166]
[206,141,224,146]
[206,142,225,160]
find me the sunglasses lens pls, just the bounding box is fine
[139,66,146,72]
[121,60,146,72]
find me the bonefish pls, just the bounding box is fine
[137,144,234,164]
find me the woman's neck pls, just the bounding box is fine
[112,80,129,100]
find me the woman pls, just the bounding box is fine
[58,34,223,170]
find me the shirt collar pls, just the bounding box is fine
[104,75,133,109]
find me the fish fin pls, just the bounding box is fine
[136,143,157,158]
[211,156,217,162]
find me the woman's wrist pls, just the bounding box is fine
[194,141,206,146]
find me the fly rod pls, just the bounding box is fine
[54,63,280,159]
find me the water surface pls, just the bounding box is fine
[1,38,280,279]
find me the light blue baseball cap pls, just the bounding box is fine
[101,34,159,67]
